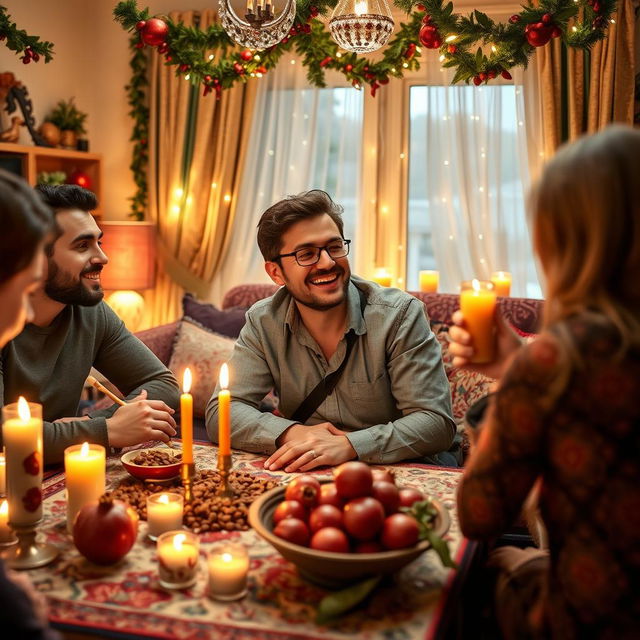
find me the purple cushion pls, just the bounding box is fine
[182,294,247,338]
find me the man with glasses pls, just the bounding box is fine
[206,190,455,470]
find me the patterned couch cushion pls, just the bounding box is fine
[168,319,236,417]
[135,322,180,367]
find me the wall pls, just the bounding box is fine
[2,0,519,220]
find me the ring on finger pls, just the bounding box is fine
[308,449,317,459]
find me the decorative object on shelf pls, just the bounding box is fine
[38,121,61,146]
[67,169,92,190]
[0,7,55,64]
[0,115,23,142]
[44,98,87,149]
[219,0,297,50]
[100,221,156,331]
[36,170,67,186]
[2,74,51,147]
[329,0,394,53]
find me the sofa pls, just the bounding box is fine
[134,284,544,454]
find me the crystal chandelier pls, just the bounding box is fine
[219,0,297,50]
[329,0,394,54]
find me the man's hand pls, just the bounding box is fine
[264,422,356,472]
[449,310,523,381]
[106,390,176,448]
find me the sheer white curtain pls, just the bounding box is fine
[407,60,543,298]
[209,58,363,304]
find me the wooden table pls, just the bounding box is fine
[30,443,475,640]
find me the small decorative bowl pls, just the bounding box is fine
[249,484,451,588]
[120,448,182,481]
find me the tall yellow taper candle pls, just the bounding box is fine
[218,363,231,456]
[181,369,193,465]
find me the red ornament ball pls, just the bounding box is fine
[501,69,513,80]
[447,44,457,54]
[141,18,169,47]
[344,64,353,72]
[135,20,146,31]
[240,50,253,61]
[542,13,553,24]
[419,24,442,49]
[525,22,554,47]
[68,170,92,190]
[509,14,520,24]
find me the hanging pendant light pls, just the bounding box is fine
[329,0,394,54]
[219,0,297,50]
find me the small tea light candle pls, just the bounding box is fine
[372,268,392,287]
[419,270,439,293]
[0,499,16,545]
[207,543,249,601]
[0,452,5,495]
[147,493,183,540]
[64,442,106,532]
[157,530,199,589]
[490,271,512,297]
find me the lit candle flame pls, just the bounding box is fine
[221,552,233,562]
[354,0,367,15]
[472,278,481,292]
[219,363,229,390]
[17,396,30,422]
[0,500,7,516]
[173,532,187,551]
[80,442,90,458]
[183,368,192,394]
[159,494,170,504]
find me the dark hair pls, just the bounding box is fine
[34,184,98,254]
[256,190,345,261]
[0,169,53,285]
[35,183,98,212]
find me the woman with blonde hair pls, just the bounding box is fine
[452,126,640,639]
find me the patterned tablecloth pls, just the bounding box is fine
[31,444,471,640]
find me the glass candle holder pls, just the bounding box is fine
[147,493,183,541]
[207,543,249,601]
[157,530,199,590]
[490,271,512,297]
[459,279,497,364]
[419,270,439,293]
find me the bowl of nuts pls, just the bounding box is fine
[121,448,182,481]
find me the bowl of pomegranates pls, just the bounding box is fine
[248,461,450,588]
[121,447,182,481]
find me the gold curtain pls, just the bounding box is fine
[534,0,635,157]
[143,9,257,328]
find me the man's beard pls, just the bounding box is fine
[285,266,350,311]
[45,261,104,306]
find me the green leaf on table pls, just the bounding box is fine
[316,576,381,624]
[423,528,458,569]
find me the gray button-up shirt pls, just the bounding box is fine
[205,276,455,464]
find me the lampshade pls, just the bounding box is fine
[99,222,156,291]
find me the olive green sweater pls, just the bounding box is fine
[0,302,179,464]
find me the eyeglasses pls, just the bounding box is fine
[274,239,351,267]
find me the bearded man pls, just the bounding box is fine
[206,190,455,470]
[0,185,179,464]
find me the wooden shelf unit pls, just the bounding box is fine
[0,142,103,218]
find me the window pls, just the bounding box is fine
[406,84,541,297]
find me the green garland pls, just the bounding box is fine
[115,0,617,217]
[0,5,54,63]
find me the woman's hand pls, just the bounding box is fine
[448,310,523,381]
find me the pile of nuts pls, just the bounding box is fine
[111,469,279,533]
[131,449,181,466]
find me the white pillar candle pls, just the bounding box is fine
[147,493,183,540]
[64,442,106,532]
[0,499,15,544]
[2,398,43,527]
[157,530,199,589]
[207,543,249,601]
[0,452,6,495]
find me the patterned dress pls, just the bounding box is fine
[457,314,640,639]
